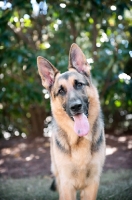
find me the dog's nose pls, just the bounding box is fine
[70,100,82,113]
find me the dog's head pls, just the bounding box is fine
[37,44,96,136]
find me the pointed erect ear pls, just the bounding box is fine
[69,43,91,75]
[37,56,59,90]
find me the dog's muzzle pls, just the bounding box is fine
[70,99,83,116]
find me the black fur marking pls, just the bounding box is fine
[58,85,66,96]
[92,117,98,135]
[74,79,89,90]
[50,178,57,191]
[55,137,70,154]
[76,136,83,145]
[60,72,70,80]
[54,71,59,78]
[62,103,66,111]
[91,130,103,153]
[84,78,90,86]
[86,169,90,178]
[58,72,76,81]
[72,168,78,177]
[84,71,89,78]
[69,65,91,85]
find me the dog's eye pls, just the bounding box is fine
[75,81,83,89]
[77,82,83,87]
[58,87,66,96]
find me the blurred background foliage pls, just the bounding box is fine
[0,0,132,138]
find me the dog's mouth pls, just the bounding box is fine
[63,100,89,136]
[72,113,90,137]
[71,112,88,121]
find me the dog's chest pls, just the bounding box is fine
[73,136,91,155]
[52,134,95,189]
[68,140,92,188]
[71,141,91,166]
[71,150,91,176]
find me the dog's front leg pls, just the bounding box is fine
[80,181,99,200]
[59,181,76,200]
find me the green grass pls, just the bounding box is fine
[98,170,132,200]
[0,170,132,200]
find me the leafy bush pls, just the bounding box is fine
[0,0,132,137]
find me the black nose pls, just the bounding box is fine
[70,100,82,113]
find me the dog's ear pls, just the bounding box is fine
[69,43,90,75]
[37,56,59,90]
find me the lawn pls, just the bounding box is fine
[0,170,132,200]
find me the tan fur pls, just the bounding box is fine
[37,43,106,200]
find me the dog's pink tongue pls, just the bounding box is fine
[73,113,89,136]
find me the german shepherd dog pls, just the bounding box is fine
[37,43,105,200]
